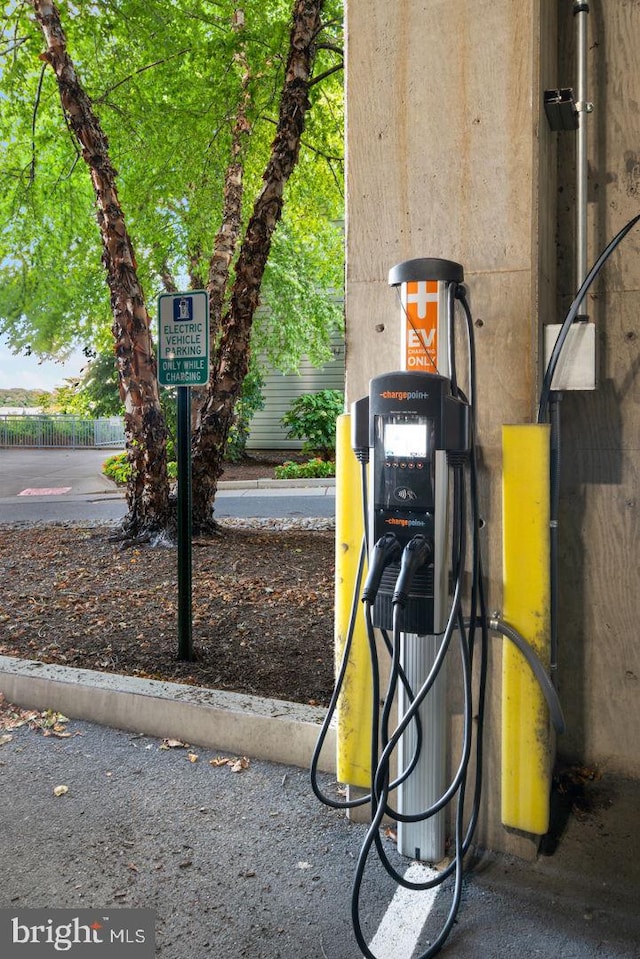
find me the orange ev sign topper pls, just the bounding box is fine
[402,280,439,372]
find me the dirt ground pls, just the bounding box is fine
[219,448,309,483]
[0,452,336,706]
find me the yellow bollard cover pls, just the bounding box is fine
[334,415,372,787]
[501,424,552,835]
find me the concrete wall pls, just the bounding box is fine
[344,0,639,851]
[554,2,640,777]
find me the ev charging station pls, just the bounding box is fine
[310,233,640,956]
[312,231,637,959]
[313,257,496,958]
[370,259,467,864]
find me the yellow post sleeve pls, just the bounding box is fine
[334,414,372,787]
[501,424,552,835]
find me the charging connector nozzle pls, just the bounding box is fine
[392,535,434,607]
[362,533,402,604]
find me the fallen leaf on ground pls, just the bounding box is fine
[187,752,199,763]
[209,755,250,772]
[53,785,69,797]
[0,734,12,746]
[160,738,187,750]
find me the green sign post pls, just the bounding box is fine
[157,291,210,661]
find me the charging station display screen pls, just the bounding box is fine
[374,414,435,514]
[384,421,428,459]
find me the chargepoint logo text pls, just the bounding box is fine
[2,909,155,956]
[386,517,426,529]
[380,390,430,402]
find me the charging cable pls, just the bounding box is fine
[313,280,570,958]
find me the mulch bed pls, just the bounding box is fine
[0,522,336,707]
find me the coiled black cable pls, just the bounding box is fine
[351,475,475,959]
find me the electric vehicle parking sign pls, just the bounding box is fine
[158,291,210,387]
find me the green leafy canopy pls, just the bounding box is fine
[0,0,344,372]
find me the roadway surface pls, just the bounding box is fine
[0,717,638,959]
[0,448,335,524]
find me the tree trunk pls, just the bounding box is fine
[31,0,170,536]
[191,0,325,532]
[191,46,251,432]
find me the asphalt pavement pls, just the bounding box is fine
[0,448,335,524]
[1,717,638,959]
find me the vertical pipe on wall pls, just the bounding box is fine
[574,1,590,313]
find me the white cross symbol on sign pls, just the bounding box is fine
[405,283,438,320]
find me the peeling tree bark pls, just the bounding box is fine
[31,0,170,536]
[206,56,251,341]
[191,0,325,531]
[192,44,252,429]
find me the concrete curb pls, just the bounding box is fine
[218,477,336,490]
[74,478,335,495]
[0,655,336,773]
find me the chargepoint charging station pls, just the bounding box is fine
[366,259,469,867]
[312,255,565,958]
[310,218,640,956]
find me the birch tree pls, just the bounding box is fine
[0,0,343,535]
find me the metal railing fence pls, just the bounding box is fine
[0,415,126,449]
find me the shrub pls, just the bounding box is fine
[102,452,132,485]
[104,451,178,484]
[281,389,343,460]
[274,458,336,480]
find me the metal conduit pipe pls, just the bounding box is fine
[574,0,591,314]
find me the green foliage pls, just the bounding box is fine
[274,458,336,480]
[0,388,49,408]
[281,389,343,459]
[253,220,344,373]
[224,366,265,462]
[102,452,132,485]
[103,449,176,485]
[48,351,122,416]
[0,0,344,376]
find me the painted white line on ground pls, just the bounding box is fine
[368,862,439,959]
[18,487,72,496]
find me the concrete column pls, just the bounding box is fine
[555,2,640,778]
[345,0,558,855]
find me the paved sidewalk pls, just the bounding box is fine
[1,692,639,959]
[0,448,335,524]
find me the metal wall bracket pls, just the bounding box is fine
[543,88,579,132]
